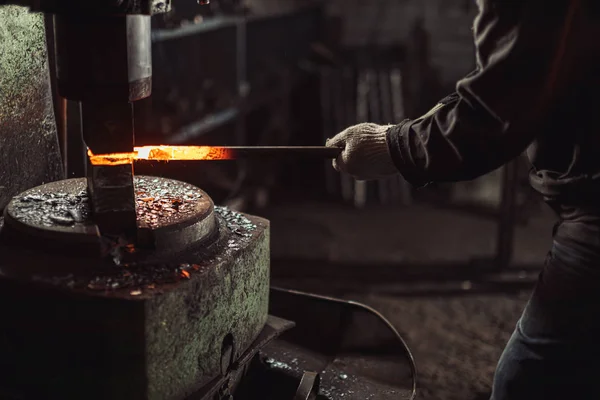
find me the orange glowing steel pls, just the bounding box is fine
[88,146,236,166]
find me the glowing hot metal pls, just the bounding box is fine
[88,145,342,166]
[88,146,234,166]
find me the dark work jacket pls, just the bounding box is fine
[386,0,600,251]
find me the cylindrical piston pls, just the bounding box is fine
[53,14,152,102]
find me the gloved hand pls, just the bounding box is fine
[325,123,399,180]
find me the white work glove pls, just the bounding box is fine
[325,123,399,180]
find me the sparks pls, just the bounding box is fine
[88,145,236,166]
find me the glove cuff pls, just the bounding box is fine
[360,126,398,175]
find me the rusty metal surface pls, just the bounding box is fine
[3,177,218,256]
[0,6,63,212]
[135,176,217,250]
[0,209,270,400]
[136,176,208,228]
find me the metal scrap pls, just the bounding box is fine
[8,181,260,293]
[135,176,204,229]
[83,207,259,290]
[28,207,258,292]
[214,205,257,238]
[10,189,90,228]
[8,177,210,232]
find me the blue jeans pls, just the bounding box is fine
[491,241,600,400]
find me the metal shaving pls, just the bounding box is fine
[23,198,261,293]
[264,358,292,371]
[214,206,257,238]
[31,260,204,292]
[135,176,204,229]
[60,209,257,292]
[8,177,208,231]
[8,180,253,240]
[85,263,195,291]
[10,189,90,227]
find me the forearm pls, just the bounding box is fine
[387,0,577,188]
[386,90,524,187]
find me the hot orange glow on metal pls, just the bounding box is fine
[88,146,235,166]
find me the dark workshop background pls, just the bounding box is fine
[65,1,551,399]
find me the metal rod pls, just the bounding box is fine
[88,146,343,166]
[197,146,343,159]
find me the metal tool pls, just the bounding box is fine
[0,3,419,399]
[1,0,180,239]
[89,146,343,164]
[220,146,342,159]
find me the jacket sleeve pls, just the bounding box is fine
[386,0,576,187]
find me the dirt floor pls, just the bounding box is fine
[262,202,555,400]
